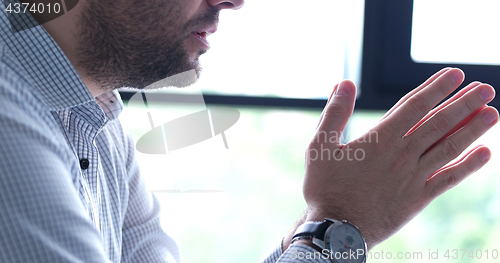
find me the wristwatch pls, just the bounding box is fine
[291,218,367,263]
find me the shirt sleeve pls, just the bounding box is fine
[257,242,283,263]
[120,132,181,263]
[258,242,332,263]
[277,244,332,263]
[0,78,111,262]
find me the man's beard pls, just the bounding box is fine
[75,0,218,91]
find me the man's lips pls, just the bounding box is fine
[190,24,218,50]
[191,32,211,49]
[193,24,218,35]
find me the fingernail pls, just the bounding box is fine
[335,82,350,96]
[483,110,497,125]
[479,86,495,102]
[450,70,463,85]
[480,150,491,162]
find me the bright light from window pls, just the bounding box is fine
[411,0,500,65]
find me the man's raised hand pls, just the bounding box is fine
[302,68,498,250]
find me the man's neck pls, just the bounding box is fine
[41,3,104,98]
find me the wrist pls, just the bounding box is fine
[291,218,368,263]
[282,211,307,252]
[305,206,373,250]
[305,205,339,222]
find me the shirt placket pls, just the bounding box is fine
[65,104,108,233]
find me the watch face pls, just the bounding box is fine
[328,223,366,263]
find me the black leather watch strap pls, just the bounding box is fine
[292,219,333,242]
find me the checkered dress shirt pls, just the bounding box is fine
[0,1,329,262]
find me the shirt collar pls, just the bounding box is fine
[0,0,123,120]
[95,90,124,121]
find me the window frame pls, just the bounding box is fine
[358,0,500,110]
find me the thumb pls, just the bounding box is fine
[316,80,357,145]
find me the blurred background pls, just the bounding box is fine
[119,0,500,262]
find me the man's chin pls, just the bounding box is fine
[140,68,200,90]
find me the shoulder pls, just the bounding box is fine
[0,57,57,137]
[0,49,73,173]
[0,45,48,118]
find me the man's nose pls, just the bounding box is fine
[207,0,244,10]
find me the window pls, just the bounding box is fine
[359,0,500,110]
[411,0,500,65]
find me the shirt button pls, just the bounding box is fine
[80,159,90,170]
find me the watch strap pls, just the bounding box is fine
[292,220,332,242]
